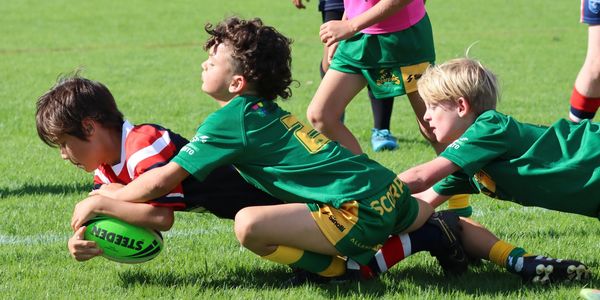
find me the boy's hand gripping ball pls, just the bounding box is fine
[83,216,163,263]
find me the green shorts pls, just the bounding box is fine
[330,14,435,99]
[307,177,419,264]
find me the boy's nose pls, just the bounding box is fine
[423,110,432,121]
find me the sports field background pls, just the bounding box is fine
[0,0,598,299]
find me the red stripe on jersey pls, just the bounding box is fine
[131,143,178,177]
[127,125,166,153]
[93,122,186,209]
[382,235,405,267]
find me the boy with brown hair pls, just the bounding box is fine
[35,75,283,261]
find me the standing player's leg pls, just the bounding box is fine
[569,1,600,122]
[307,69,367,154]
[369,88,398,152]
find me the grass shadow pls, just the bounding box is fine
[386,262,599,296]
[118,261,598,297]
[0,182,91,199]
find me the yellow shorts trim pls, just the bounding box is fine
[309,201,359,246]
[400,62,430,93]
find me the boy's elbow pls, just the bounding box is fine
[158,213,175,231]
[152,208,175,231]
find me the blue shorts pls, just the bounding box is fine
[319,0,344,12]
[581,0,600,25]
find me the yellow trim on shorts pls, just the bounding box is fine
[310,201,359,245]
[400,62,430,93]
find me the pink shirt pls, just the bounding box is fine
[344,0,426,34]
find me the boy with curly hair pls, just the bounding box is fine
[80,16,468,281]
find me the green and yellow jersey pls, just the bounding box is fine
[173,95,398,208]
[434,110,600,219]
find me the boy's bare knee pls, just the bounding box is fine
[306,108,341,134]
[234,207,259,247]
[306,106,325,129]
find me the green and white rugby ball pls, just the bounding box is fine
[83,216,163,264]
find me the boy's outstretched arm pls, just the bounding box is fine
[71,195,175,231]
[412,186,452,208]
[397,156,460,194]
[90,161,190,204]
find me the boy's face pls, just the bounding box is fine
[55,133,103,172]
[201,43,238,101]
[423,100,472,144]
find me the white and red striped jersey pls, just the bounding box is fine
[93,121,187,210]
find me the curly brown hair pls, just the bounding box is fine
[204,17,293,101]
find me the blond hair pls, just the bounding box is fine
[417,58,499,114]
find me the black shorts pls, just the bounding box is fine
[181,165,283,219]
[322,9,344,23]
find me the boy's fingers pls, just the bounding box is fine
[74,226,86,239]
[77,240,100,251]
[71,217,84,231]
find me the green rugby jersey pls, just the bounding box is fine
[434,110,600,218]
[172,95,397,208]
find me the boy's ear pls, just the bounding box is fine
[456,97,471,117]
[81,118,95,136]
[228,75,247,94]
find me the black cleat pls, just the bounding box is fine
[427,210,469,276]
[515,255,591,284]
[286,268,331,286]
[285,264,362,286]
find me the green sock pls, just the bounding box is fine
[262,246,345,277]
[448,206,473,218]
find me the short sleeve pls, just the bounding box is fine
[433,172,480,196]
[173,108,245,181]
[440,112,511,176]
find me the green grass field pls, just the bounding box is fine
[1,0,598,299]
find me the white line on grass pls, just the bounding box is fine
[0,228,228,246]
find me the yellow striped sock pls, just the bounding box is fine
[489,240,516,267]
[262,245,303,265]
[448,194,470,209]
[317,256,346,277]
